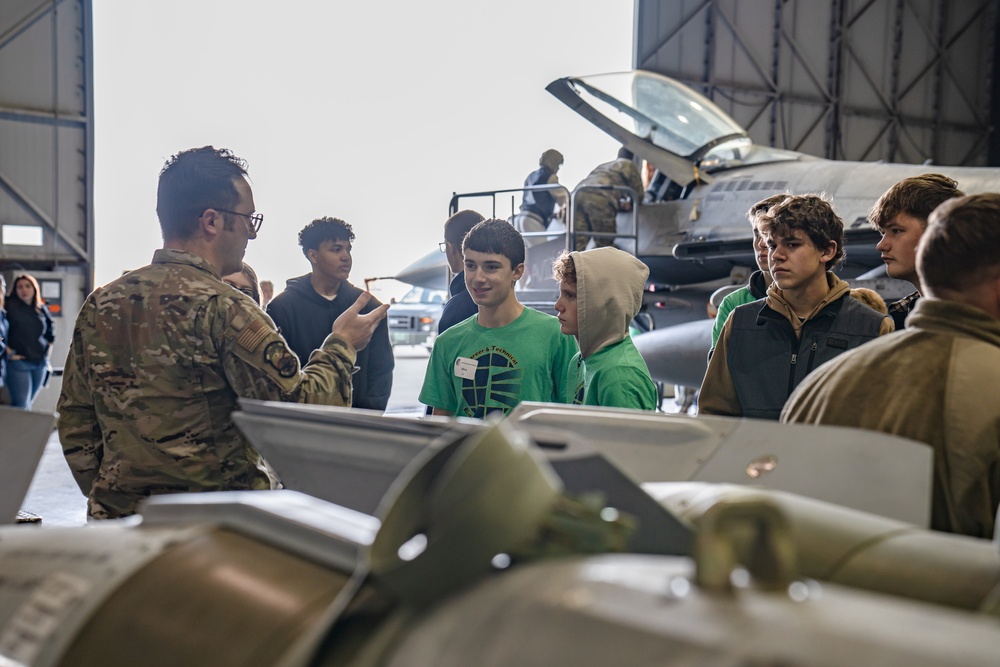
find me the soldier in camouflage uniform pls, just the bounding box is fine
[57,146,388,519]
[572,148,643,252]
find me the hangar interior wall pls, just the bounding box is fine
[0,0,94,378]
[635,0,999,166]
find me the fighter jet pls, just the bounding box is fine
[397,70,1000,386]
[557,70,1000,385]
[547,70,1000,281]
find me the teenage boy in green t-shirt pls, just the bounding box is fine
[419,219,577,418]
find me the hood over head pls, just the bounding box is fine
[572,246,648,358]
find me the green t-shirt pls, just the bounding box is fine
[419,307,578,418]
[568,336,658,410]
[712,286,759,347]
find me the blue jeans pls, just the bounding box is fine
[6,359,48,409]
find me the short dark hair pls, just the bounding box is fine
[462,219,525,268]
[758,194,845,270]
[918,193,1000,293]
[444,210,485,245]
[552,252,577,284]
[156,146,249,241]
[298,217,355,256]
[868,173,963,232]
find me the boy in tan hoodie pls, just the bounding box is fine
[699,194,893,419]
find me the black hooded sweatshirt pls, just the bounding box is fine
[266,274,393,411]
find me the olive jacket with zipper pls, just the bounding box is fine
[699,274,894,419]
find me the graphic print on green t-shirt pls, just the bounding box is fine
[461,346,524,418]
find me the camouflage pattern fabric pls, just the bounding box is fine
[574,192,620,252]
[57,249,357,519]
[573,159,643,251]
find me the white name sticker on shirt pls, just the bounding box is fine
[454,357,478,380]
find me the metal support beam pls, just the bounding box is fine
[826,0,846,158]
[81,0,94,292]
[636,0,997,166]
[792,108,829,153]
[637,0,712,69]
[991,3,1000,165]
[0,106,87,128]
[0,168,88,263]
[930,0,946,163]
[664,72,983,133]
[885,0,904,161]
[769,0,781,147]
[713,4,777,90]
[703,0,715,90]
[0,0,68,53]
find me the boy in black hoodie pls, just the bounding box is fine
[267,217,394,411]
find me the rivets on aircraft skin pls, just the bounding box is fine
[746,455,778,479]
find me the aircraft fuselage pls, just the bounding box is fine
[637,159,1000,286]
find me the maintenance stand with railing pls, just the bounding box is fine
[448,181,644,324]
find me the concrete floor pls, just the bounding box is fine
[19,432,87,526]
[15,346,431,528]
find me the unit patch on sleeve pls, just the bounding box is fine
[264,340,299,378]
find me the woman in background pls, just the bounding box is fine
[222,262,262,305]
[5,273,54,409]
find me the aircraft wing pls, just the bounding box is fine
[673,228,882,261]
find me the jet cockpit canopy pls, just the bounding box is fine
[548,71,804,186]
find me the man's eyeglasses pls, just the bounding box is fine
[235,286,258,301]
[217,209,264,233]
[438,241,449,253]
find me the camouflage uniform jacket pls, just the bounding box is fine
[57,249,357,519]
[783,299,1000,538]
[574,158,643,212]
